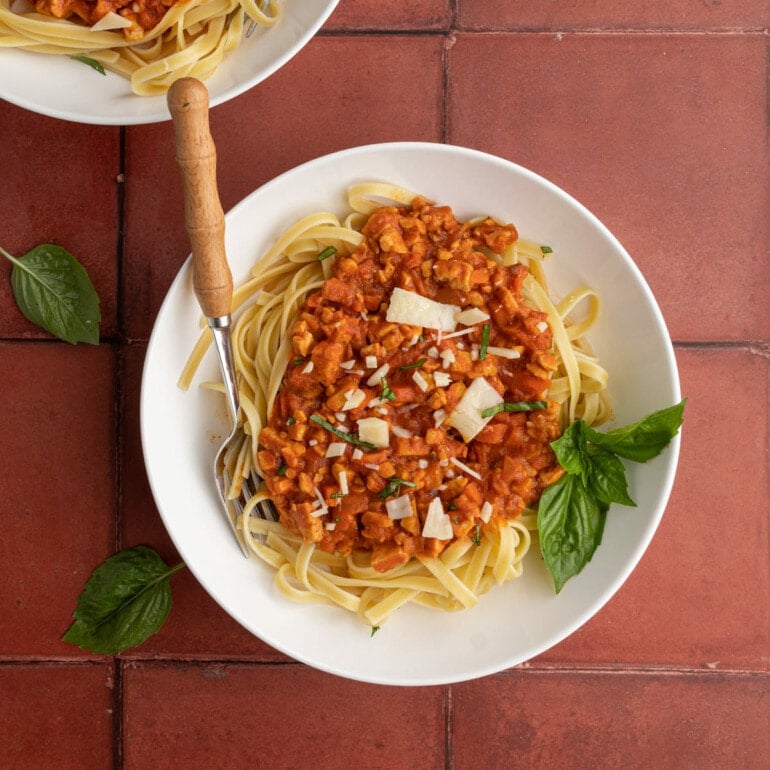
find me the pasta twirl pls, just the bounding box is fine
[180,183,610,628]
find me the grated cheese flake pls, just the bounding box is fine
[366,363,390,387]
[357,416,390,448]
[450,456,482,480]
[412,371,429,392]
[325,442,347,458]
[455,307,490,325]
[486,346,521,360]
[446,376,503,442]
[386,493,414,520]
[422,497,453,539]
[480,501,494,523]
[386,287,459,332]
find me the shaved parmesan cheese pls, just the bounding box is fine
[90,11,132,30]
[412,371,429,392]
[440,348,455,369]
[357,416,389,448]
[434,371,451,388]
[450,456,482,480]
[441,327,475,340]
[302,360,314,374]
[480,501,494,523]
[422,498,453,540]
[325,442,347,458]
[342,388,366,410]
[455,307,490,325]
[365,355,378,369]
[536,321,549,333]
[366,363,390,387]
[385,494,413,520]
[391,425,413,439]
[352,448,364,461]
[446,377,503,442]
[310,486,328,517]
[325,522,337,531]
[386,287,459,332]
[486,346,521,359]
[340,359,357,370]
[433,408,446,427]
[339,471,349,495]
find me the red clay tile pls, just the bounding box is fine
[123,662,446,769]
[0,664,114,768]
[119,343,288,660]
[328,0,450,29]
[452,670,770,769]
[447,33,769,342]
[0,343,116,656]
[123,34,444,340]
[537,347,770,669]
[0,103,120,339]
[458,1,769,29]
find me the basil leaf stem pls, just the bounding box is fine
[481,400,547,418]
[310,414,377,449]
[317,246,337,261]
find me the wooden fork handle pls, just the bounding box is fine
[167,77,232,319]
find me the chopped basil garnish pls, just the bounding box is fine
[286,416,296,426]
[481,400,548,418]
[71,55,106,75]
[277,462,288,476]
[370,625,381,637]
[471,525,482,545]
[310,414,377,449]
[479,324,490,360]
[292,358,304,366]
[380,378,396,401]
[317,246,337,261]
[540,245,553,254]
[379,478,417,499]
[399,358,427,370]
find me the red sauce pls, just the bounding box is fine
[258,198,564,572]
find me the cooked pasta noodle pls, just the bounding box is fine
[180,183,610,627]
[0,0,280,96]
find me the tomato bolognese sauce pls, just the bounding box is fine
[179,183,610,626]
[34,0,174,40]
[257,199,565,573]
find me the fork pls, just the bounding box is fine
[167,77,278,556]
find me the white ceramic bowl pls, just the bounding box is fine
[0,0,338,125]
[141,142,681,685]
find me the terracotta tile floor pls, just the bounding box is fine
[0,2,768,768]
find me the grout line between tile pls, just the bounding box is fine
[112,658,123,770]
[444,686,454,770]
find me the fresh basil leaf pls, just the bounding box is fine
[585,446,636,507]
[584,400,686,462]
[550,419,587,476]
[537,474,607,593]
[62,546,185,655]
[1,244,100,345]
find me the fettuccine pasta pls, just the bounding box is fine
[0,0,280,95]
